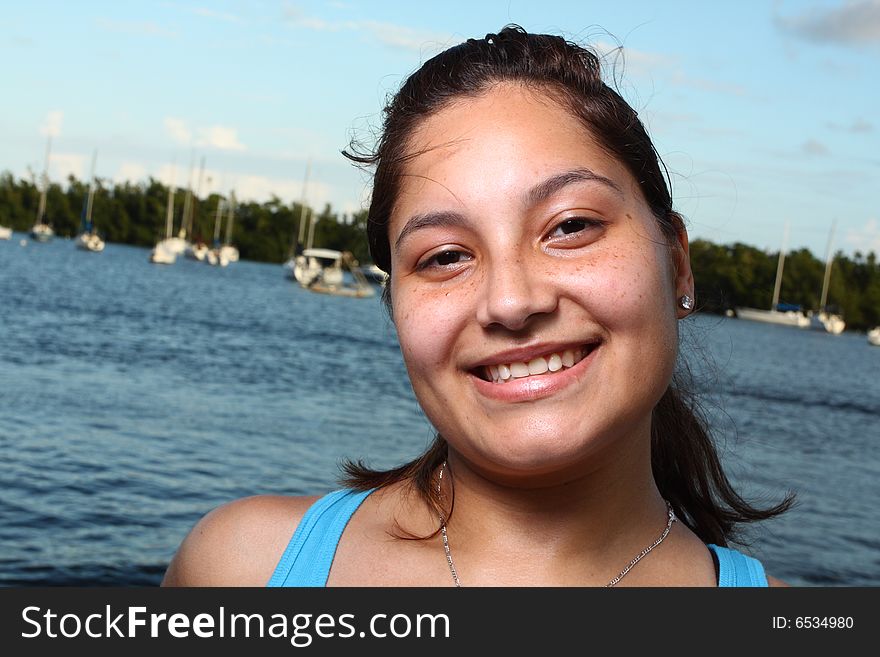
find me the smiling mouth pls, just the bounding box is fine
[473,343,600,383]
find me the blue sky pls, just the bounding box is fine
[2,0,878,258]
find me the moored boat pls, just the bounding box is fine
[29,135,55,243]
[74,151,105,253]
[735,221,808,329]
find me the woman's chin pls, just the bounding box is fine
[451,433,608,482]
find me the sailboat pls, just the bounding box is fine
[868,327,880,347]
[283,160,312,281]
[206,191,237,267]
[219,190,239,264]
[0,224,11,240]
[149,172,178,264]
[75,151,105,253]
[735,221,809,328]
[291,184,345,289]
[170,152,198,258]
[808,220,844,334]
[29,136,55,242]
[280,161,372,297]
[184,156,209,261]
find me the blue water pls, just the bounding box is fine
[1,235,877,586]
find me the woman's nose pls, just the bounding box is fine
[475,254,558,331]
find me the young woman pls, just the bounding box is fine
[163,25,792,587]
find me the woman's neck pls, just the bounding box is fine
[437,440,669,585]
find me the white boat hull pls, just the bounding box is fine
[150,243,177,264]
[809,311,845,335]
[75,232,105,252]
[735,307,810,328]
[0,225,11,240]
[158,236,188,255]
[292,254,343,287]
[220,244,239,262]
[30,223,54,242]
[185,243,209,261]
[206,248,230,267]
[868,328,880,346]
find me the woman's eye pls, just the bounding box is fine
[554,219,587,235]
[418,249,471,270]
[548,217,602,240]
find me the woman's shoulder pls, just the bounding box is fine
[161,494,320,587]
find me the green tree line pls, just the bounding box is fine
[2,172,878,330]
[0,171,371,265]
[691,239,880,331]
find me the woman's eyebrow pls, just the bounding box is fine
[394,210,469,252]
[526,167,623,206]
[393,168,622,252]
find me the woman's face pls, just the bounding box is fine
[388,84,693,480]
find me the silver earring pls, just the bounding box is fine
[678,294,694,311]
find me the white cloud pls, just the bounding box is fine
[96,18,177,39]
[156,163,181,189]
[593,40,677,75]
[776,0,880,47]
[359,20,451,54]
[196,125,246,151]
[843,217,880,254]
[802,139,831,156]
[40,110,63,137]
[115,162,148,184]
[191,7,242,23]
[828,117,874,133]
[670,71,749,97]
[164,117,192,144]
[232,173,331,207]
[50,152,85,181]
[283,8,450,53]
[164,118,245,151]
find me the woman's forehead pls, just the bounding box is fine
[390,88,640,226]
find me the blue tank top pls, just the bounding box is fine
[267,489,768,587]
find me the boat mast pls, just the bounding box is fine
[193,155,206,239]
[180,150,195,240]
[224,190,235,245]
[771,221,789,311]
[164,165,176,240]
[294,159,311,255]
[819,219,837,311]
[306,209,316,251]
[85,150,98,231]
[213,195,224,246]
[35,135,52,226]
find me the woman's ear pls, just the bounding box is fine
[669,213,695,317]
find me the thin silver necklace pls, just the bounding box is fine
[436,461,676,587]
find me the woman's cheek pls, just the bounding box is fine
[395,288,463,372]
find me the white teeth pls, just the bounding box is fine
[528,357,549,375]
[483,346,594,383]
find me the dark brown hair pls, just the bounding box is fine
[342,25,793,546]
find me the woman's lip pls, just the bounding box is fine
[468,344,600,402]
[467,340,600,370]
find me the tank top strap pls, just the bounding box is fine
[707,544,769,587]
[267,488,374,587]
